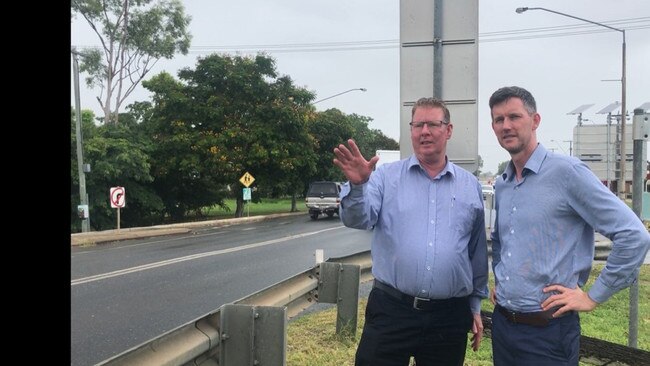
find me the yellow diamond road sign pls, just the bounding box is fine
[239,172,255,187]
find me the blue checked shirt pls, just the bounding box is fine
[340,156,489,314]
[491,144,650,312]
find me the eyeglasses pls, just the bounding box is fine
[409,120,448,129]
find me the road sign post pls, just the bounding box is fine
[243,187,252,217]
[110,186,126,230]
[240,173,255,218]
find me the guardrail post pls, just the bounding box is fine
[219,304,286,366]
[316,262,360,336]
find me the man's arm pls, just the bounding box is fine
[468,198,489,314]
[542,163,650,314]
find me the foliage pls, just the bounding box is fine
[71,51,399,228]
[71,0,192,124]
[142,54,317,219]
[474,155,484,176]
[497,160,509,175]
[307,109,356,184]
[71,108,163,232]
[305,110,399,193]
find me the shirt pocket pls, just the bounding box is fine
[451,200,477,251]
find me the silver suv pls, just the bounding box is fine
[305,181,341,220]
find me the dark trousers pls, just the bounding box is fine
[355,287,472,366]
[492,305,581,366]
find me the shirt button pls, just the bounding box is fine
[507,300,512,304]
[421,290,426,293]
[431,220,435,224]
[506,276,510,281]
[507,252,511,257]
[429,242,433,247]
[510,229,514,234]
[427,266,431,271]
[513,207,517,211]
[431,200,435,203]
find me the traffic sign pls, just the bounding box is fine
[110,186,126,208]
[243,187,252,201]
[239,172,255,187]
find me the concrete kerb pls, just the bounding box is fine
[70,211,305,247]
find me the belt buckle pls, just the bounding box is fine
[413,296,430,310]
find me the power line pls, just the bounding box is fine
[74,17,649,54]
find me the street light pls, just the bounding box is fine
[313,88,367,104]
[516,7,626,198]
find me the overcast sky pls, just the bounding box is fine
[71,0,650,174]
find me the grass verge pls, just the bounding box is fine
[287,264,649,366]
[196,198,297,219]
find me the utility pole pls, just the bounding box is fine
[630,108,649,347]
[72,47,90,232]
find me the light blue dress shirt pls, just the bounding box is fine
[340,155,489,314]
[491,144,650,312]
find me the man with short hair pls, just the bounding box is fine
[488,85,650,365]
[333,97,488,366]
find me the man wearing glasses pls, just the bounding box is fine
[333,97,488,366]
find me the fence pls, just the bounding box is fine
[98,250,648,366]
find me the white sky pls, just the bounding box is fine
[71,0,650,174]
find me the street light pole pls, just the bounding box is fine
[516,7,626,198]
[72,47,90,232]
[313,88,367,104]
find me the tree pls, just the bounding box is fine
[70,108,161,232]
[473,155,484,176]
[497,160,510,175]
[142,54,316,219]
[307,109,356,183]
[71,0,192,124]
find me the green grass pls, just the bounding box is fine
[287,264,650,366]
[200,198,297,219]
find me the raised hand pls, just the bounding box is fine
[333,139,379,185]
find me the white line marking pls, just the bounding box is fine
[71,226,344,286]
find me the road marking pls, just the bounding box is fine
[72,230,231,254]
[71,226,345,286]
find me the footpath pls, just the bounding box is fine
[70,212,304,247]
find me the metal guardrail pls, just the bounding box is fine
[97,249,648,365]
[97,251,372,366]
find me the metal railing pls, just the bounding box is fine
[97,249,648,365]
[97,251,372,366]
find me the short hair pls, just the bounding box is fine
[488,86,537,115]
[411,97,451,123]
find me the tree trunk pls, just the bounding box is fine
[290,192,298,212]
[235,195,244,217]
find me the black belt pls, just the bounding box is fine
[373,280,465,311]
[495,304,570,327]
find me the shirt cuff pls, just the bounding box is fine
[587,277,615,304]
[469,296,481,314]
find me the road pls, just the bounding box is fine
[71,214,372,366]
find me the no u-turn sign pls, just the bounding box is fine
[110,186,126,208]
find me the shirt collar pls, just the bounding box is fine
[408,155,455,179]
[501,144,547,181]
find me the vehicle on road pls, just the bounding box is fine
[481,184,494,201]
[305,181,341,220]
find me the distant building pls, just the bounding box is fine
[572,122,638,195]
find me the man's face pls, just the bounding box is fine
[490,97,540,156]
[410,106,452,163]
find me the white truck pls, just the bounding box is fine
[375,150,401,168]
